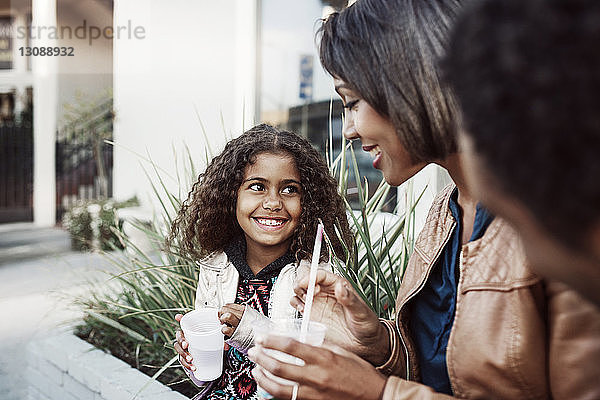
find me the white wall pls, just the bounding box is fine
[113,0,257,210]
[397,164,453,236]
[56,0,113,120]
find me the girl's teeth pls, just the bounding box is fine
[370,146,380,157]
[257,218,284,226]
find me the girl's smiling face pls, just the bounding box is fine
[334,78,426,186]
[236,152,302,257]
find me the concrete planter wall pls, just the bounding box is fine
[25,331,188,400]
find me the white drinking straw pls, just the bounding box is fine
[300,222,324,341]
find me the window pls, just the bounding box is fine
[0,16,13,70]
[258,0,395,210]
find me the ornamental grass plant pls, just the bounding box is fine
[75,126,423,396]
[326,134,423,319]
[62,197,139,251]
[75,146,204,396]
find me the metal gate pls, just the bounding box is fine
[0,124,34,223]
[55,99,114,222]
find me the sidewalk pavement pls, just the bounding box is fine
[0,223,117,400]
[0,223,71,266]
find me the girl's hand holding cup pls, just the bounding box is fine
[218,303,245,337]
[174,313,196,372]
[175,306,242,373]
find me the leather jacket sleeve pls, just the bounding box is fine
[375,319,407,377]
[381,281,600,400]
[382,377,455,399]
[547,281,600,399]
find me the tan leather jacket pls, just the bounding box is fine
[378,185,600,399]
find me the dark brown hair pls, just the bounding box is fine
[318,0,461,163]
[167,124,353,263]
[446,0,600,246]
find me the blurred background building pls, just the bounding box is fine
[0,0,450,232]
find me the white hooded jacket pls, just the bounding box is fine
[194,250,299,354]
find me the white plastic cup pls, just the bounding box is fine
[253,319,327,399]
[180,308,224,381]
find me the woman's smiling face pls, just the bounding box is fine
[334,78,426,186]
[236,152,302,256]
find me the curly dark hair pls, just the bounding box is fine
[445,0,600,247]
[318,0,462,163]
[167,123,353,263]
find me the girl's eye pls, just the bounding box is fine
[281,185,299,195]
[343,99,359,110]
[248,183,264,191]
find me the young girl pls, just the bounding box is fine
[169,124,353,400]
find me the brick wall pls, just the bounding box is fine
[25,331,188,400]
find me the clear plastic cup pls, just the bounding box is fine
[253,318,327,399]
[180,308,224,381]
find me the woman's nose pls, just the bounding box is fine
[342,111,359,140]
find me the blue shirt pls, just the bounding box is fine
[408,189,494,394]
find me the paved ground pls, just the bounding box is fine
[0,223,117,400]
[0,223,72,266]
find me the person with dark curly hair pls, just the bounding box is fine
[248,1,600,399]
[168,123,353,400]
[445,0,600,307]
